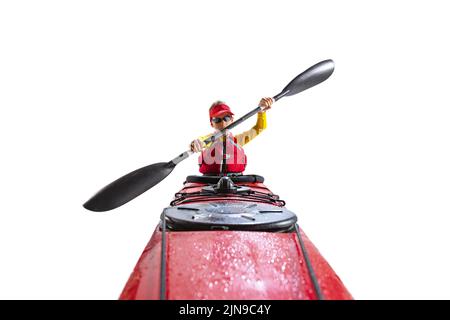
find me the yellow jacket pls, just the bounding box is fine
[198,112,267,148]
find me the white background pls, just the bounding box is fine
[1,1,449,299]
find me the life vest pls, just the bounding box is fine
[198,133,247,174]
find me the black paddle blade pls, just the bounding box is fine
[273,59,335,101]
[83,162,176,212]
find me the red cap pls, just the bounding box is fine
[209,103,234,120]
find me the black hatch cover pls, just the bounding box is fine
[163,201,297,232]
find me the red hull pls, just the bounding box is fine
[120,180,352,300]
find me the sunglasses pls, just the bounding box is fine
[211,115,232,123]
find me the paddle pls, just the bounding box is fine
[83,59,335,212]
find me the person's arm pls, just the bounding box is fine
[190,133,213,152]
[235,97,272,147]
[235,112,267,146]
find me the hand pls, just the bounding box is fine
[258,97,273,111]
[190,139,205,153]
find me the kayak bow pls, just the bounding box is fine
[119,175,352,300]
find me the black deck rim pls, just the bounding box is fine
[159,213,167,300]
[295,224,324,300]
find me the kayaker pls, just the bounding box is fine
[190,98,273,174]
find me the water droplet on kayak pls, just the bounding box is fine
[255,280,266,291]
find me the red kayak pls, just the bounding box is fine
[119,174,352,300]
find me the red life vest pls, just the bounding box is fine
[198,133,247,174]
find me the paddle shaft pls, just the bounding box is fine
[200,87,290,146]
[170,100,278,166]
[169,105,263,166]
[203,106,263,145]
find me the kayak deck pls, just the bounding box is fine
[119,175,352,300]
[120,227,352,300]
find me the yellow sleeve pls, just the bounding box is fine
[235,111,267,147]
[197,133,214,148]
